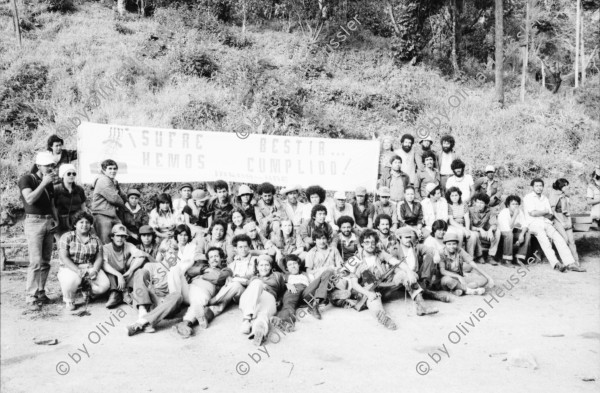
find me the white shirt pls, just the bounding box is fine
[439,152,454,175]
[421,198,449,228]
[446,175,474,202]
[497,208,528,232]
[523,192,553,229]
[283,201,307,228]
[402,246,416,271]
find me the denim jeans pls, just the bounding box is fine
[94,214,121,245]
[24,216,54,303]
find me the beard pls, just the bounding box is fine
[442,146,452,153]
[453,169,464,177]
[402,145,412,153]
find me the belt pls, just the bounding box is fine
[26,214,53,219]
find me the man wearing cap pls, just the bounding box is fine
[416,134,439,172]
[121,188,149,244]
[373,187,398,229]
[172,183,193,224]
[352,186,374,229]
[378,155,411,203]
[394,134,418,185]
[474,166,503,208]
[439,232,494,296]
[396,227,449,303]
[91,159,127,244]
[138,225,160,259]
[281,185,307,228]
[102,224,149,308]
[19,151,58,310]
[421,183,449,238]
[182,189,212,238]
[255,182,288,235]
[346,229,437,330]
[329,191,354,232]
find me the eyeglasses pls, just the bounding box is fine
[66,172,77,176]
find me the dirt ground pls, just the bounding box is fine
[1,234,599,393]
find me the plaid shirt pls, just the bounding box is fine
[59,231,102,265]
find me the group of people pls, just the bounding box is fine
[16,134,599,344]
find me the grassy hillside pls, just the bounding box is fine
[1,1,599,216]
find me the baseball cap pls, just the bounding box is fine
[355,186,367,196]
[35,151,55,166]
[377,187,391,197]
[138,225,154,235]
[485,165,495,173]
[334,191,346,200]
[443,232,460,243]
[111,224,129,237]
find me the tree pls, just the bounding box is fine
[11,0,22,48]
[494,0,504,105]
[575,0,580,87]
[520,0,530,102]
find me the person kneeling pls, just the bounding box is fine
[439,233,494,296]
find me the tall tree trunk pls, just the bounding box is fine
[450,0,460,75]
[520,0,530,102]
[117,0,125,16]
[494,0,504,104]
[575,0,580,87]
[11,0,22,48]
[580,8,585,86]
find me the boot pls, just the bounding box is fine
[174,321,193,338]
[414,295,438,316]
[308,299,322,320]
[105,290,123,309]
[553,262,567,272]
[422,289,451,303]
[376,310,397,330]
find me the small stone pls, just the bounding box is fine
[33,337,58,345]
[507,349,538,370]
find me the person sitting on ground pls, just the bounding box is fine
[239,255,286,346]
[421,183,448,238]
[239,221,280,263]
[58,212,110,312]
[329,191,355,231]
[416,151,441,202]
[54,164,87,243]
[446,186,474,253]
[335,216,361,262]
[182,189,212,238]
[468,193,498,264]
[395,227,450,303]
[303,228,346,320]
[300,204,335,251]
[549,178,579,264]
[346,229,437,330]
[270,255,310,333]
[194,220,228,263]
[378,155,411,204]
[373,214,400,258]
[397,186,424,240]
[423,220,449,262]
[281,185,306,228]
[416,134,439,172]
[352,186,374,230]
[155,225,196,279]
[302,185,327,224]
[102,224,148,309]
[227,208,248,239]
[235,185,257,223]
[438,134,457,191]
[473,166,503,208]
[439,232,494,296]
[148,193,176,240]
[268,219,306,269]
[137,225,160,259]
[169,247,233,338]
[254,182,287,235]
[587,167,600,228]
[493,195,530,267]
[91,159,127,245]
[445,159,475,205]
[523,178,584,273]
[172,183,193,223]
[373,187,398,230]
[121,188,149,245]
[208,180,235,225]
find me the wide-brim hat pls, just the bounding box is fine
[396,226,415,238]
[443,232,460,243]
[281,184,302,195]
[238,185,253,196]
[192,189,210,201]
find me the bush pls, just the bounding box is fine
[115,22,135,35]
[178,52,219,79]
[171,100,226,130]
[46,0,76,13]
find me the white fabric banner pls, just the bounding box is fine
[77,122,379,191]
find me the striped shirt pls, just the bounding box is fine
[59,231,102,266]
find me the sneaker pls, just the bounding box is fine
[65,302,76,312]
[174,321,193,338]
[240,319,252,334]
[376,310,397,330]
[489,259,499,266]
[143,325,156,333]
[126,323,146,336]
[567,264,586,272]
[553,262,567,273]
[415,301,439,316]
[252,332,265,346]
[423,289,451,303]
[308,302,322,320]
[198,315,209,329]
[453,289,464,297]
[471,288,485,296]
[37,293,52,304]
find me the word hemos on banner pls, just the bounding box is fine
[77,122,380,192]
